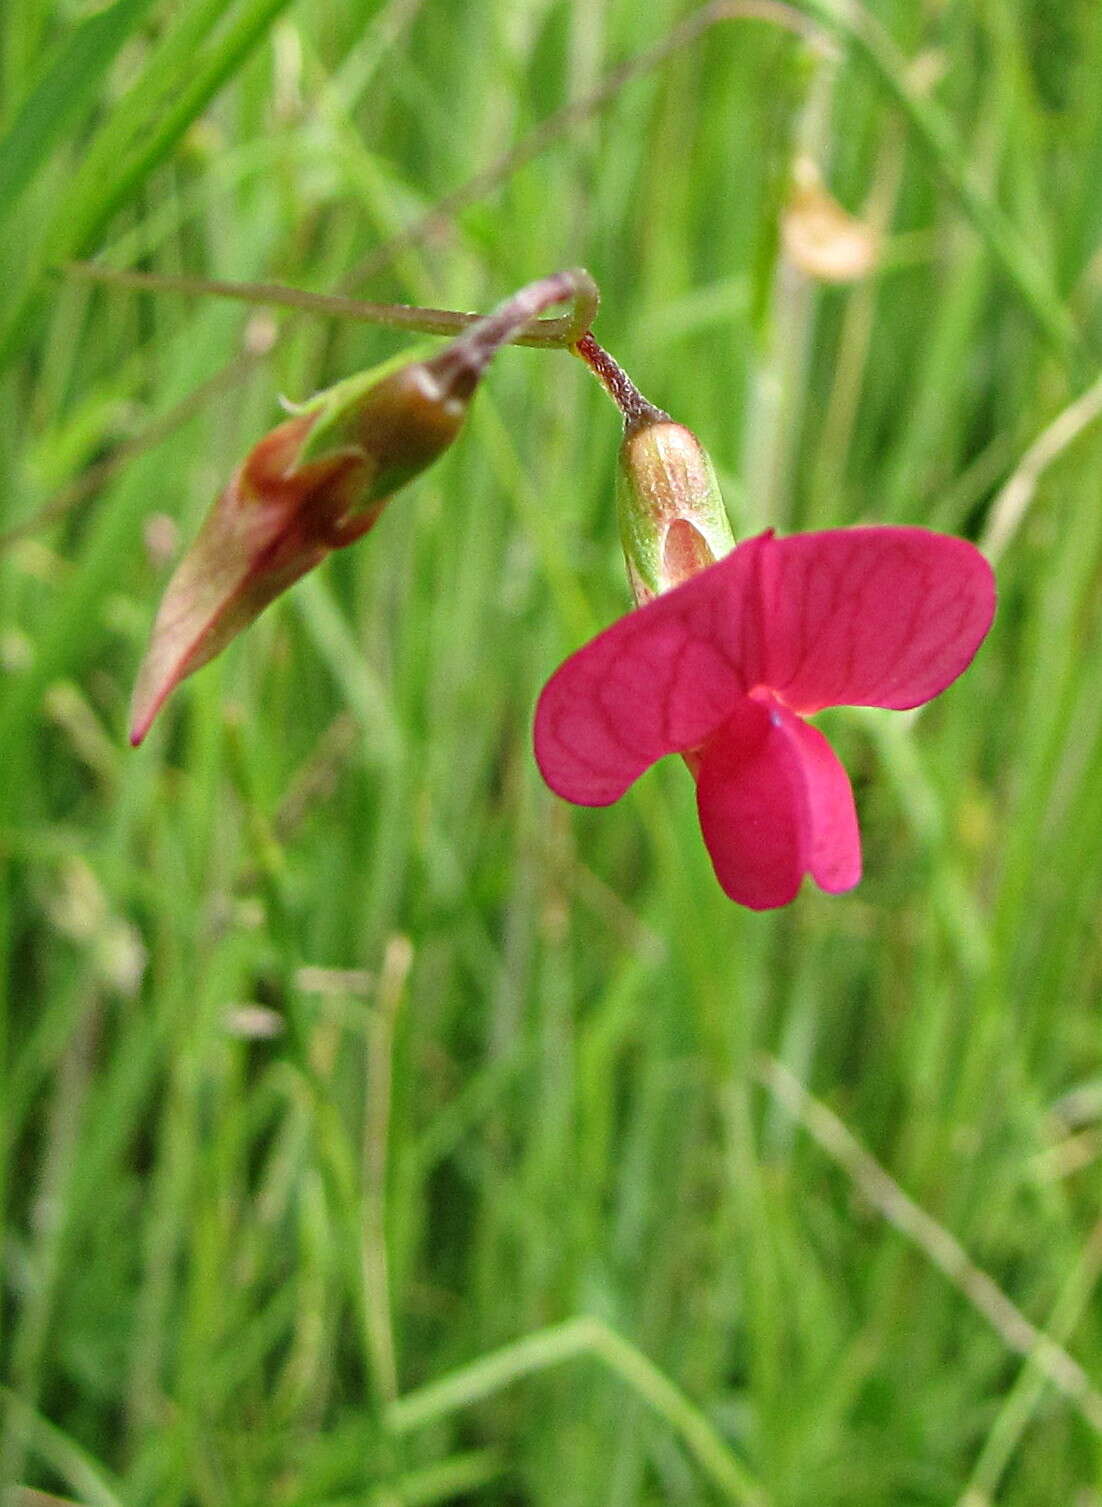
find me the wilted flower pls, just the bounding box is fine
[130,269,595,745]
[781,156,880,284]
[128,350,473,745]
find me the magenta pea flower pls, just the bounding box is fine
[535,511,995,911]
[536,338,996,912]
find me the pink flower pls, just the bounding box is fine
[534,526,995,910]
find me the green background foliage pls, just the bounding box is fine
[2,1,1102,1503]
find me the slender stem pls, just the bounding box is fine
[361,936,412,1412]
[573,332,667,428]
[18,5,813,552]
[982,368,1102,563]
[62,261,598,350]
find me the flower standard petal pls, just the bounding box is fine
[758,527,996,713]
[533,536,769,805]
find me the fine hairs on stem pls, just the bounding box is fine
[572,332,668,429]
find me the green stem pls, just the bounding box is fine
[61,262,599,350]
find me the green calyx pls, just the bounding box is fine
[616,414,736,604]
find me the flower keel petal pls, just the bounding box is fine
[695,698,809,910]
[695,696,861,909]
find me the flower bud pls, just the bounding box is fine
[129,346,472,746]
[616,414,736,605]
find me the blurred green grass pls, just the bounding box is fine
[2,1,1102,1503]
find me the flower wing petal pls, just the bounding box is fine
[777,707,861,894]
[695,696,860,909]
[760,527,995,713]
[534,537,766,805]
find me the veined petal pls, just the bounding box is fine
[695,698,804,909]
[534,536,768,805]
[695,695,860,909]
[759,527,995,713]
[777,706,861,894]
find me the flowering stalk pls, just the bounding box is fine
[129,270,597,744]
